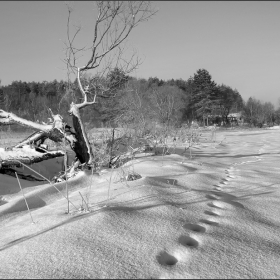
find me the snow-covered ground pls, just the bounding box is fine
[0,128,280,278]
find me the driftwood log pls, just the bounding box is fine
[0,107,153,181]
[0,108,90,164]
[0,104,92,181]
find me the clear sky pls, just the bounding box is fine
[0,1,279,106]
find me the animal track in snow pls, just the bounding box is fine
[220,179,229,185]
[183,223,206,233]
[199,219,219,226]
[178,235,199,248]
[204,210,220,217]
[209,192,245,209]
[207,202,224,209]
[156,251,178,266]
[213,184,222,191]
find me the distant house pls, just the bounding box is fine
[206,112,243,126]
[227,112,243,125]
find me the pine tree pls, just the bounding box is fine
[190,69,217,124]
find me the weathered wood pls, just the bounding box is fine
[69,103,94,165]
[0,109,82,166]
[0,110,53,131]
[0,146,65,169]
[13,131,49,148]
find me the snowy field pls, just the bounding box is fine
[0,127,280,278]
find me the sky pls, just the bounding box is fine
[0,1,279,107]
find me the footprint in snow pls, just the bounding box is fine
[204,210,220,217]
[219,180,228,185]
[213,184,222,191]
[207,201,224,209]
[183,223,206,233]
[199,219,219,226]
[178,235,199,248]
[156,251,178,266]
[209,192,245,209]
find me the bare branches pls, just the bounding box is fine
[83,1,152,71]
[0,109,53,131]
[64,1,157,106]
[64,5,84,76]
[60,1,157,167]
[75,77,98,110]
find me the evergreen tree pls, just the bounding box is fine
[190,69,217,124]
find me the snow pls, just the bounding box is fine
[268,125,280,130]
[0,145,65,168]
[0,128,280,278]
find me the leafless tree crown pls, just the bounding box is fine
[64,1,157,105]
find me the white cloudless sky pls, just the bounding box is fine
[0,1,279,106]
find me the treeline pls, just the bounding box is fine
[0,79,71,126]
[0,68,280,132]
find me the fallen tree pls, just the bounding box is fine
[0,1,156,181]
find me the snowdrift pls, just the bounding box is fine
[0,128,280,278]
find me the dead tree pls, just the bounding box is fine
[0,1,157,178]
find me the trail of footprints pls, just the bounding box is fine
[156,144,265,269]
[157,142,264,266]
[156,163,246,268]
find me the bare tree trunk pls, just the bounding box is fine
[69,102,94,165]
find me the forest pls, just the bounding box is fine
[1,68,279,134]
